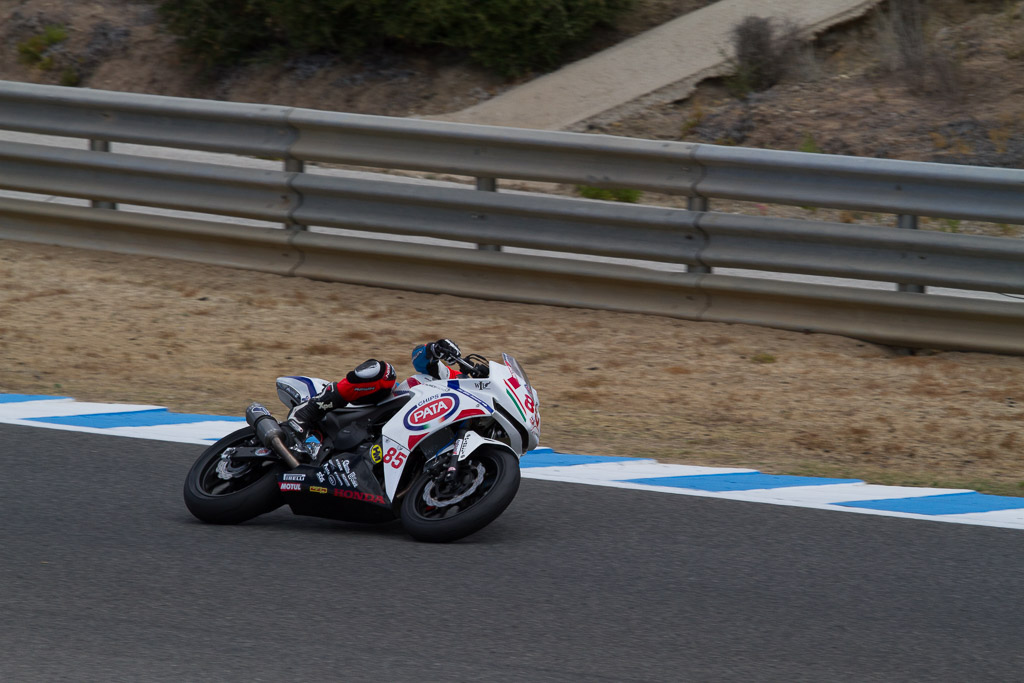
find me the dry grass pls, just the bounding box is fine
[3,287,72,304]
[2,239,1024,497]
[304,343,345,356]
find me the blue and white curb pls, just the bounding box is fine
[3,393,1023,530]
[0,394,246,443]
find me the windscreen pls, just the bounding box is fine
[502,353,532,391]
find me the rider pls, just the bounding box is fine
[284,338,462,434]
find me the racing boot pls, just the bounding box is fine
[285,384,342,435]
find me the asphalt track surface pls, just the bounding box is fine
[2,424,1023,682]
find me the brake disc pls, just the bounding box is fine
[216,448,257,480]
[421,462,486,507]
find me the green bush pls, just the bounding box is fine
[158,0,633,75]
[576,185,642,202]
[158,1,274,68]
[261,0,377,56]
[17,25,68,67]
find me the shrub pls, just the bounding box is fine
[17,25,68,67]
[158,1,277,68]
[874,0,962,98]
[261,0,377,57]
[888,0,928,72]
[59,68,81,87]
[158,0,633,76]
[798,132,822,154]
[576,185,643,202]
[725,16,800,97]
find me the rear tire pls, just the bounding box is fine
[184,427,285,524]
[400,446,520,543]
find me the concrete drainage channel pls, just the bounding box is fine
[3,393,1023,530]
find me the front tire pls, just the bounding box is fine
[400,446,521,543]
[184,427,285,524]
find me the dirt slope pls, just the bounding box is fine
[589,0,1024,168]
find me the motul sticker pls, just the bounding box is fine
[279,482,302,492]
[403,393,460,431]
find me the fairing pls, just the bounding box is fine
[277,457,394,523]
[276,375,330,408]
[380,356,540,499]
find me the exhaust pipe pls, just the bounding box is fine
[246,403,301,469]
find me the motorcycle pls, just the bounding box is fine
[183,351,540,542]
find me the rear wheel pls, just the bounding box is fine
[400,446,521,543]
[183,427,285,524]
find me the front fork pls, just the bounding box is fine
[424,428,469,491]
[443,449,461,484]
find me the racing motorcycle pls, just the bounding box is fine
[183,351,540,542]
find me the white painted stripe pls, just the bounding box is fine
[935,508,1024,527]
[91,422,247,444]
[521,461,756,482]
[0,418,243,445]
[0,401,163,420]
[720,483,975,505]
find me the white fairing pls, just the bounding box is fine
[275,376,331,408]
[455,431,507,461]
[380,354,540,500]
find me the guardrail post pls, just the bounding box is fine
[285,158,306,231]
[476,177,501,251]
[686,195,710,273]
[896,214,925,293]
[89,140,117,210]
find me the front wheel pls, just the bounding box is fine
[184,427,286,524]
[400,446,521,543]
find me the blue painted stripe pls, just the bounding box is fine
[284,376,318,399]
[27,409,246,428]
[837,492,1024,515]
[0,394,70,403]
[520,452,637,468]
[627,472,861,492]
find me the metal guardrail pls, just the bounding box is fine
[3,81,1023,222]
[1,80,1023,353]
[2,134,1023,294]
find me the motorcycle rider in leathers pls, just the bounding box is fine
[284,338,462,434]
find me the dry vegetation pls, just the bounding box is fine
[596,0,1024,172]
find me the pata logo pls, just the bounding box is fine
[413,398,453,423]
[404,394,459,430]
